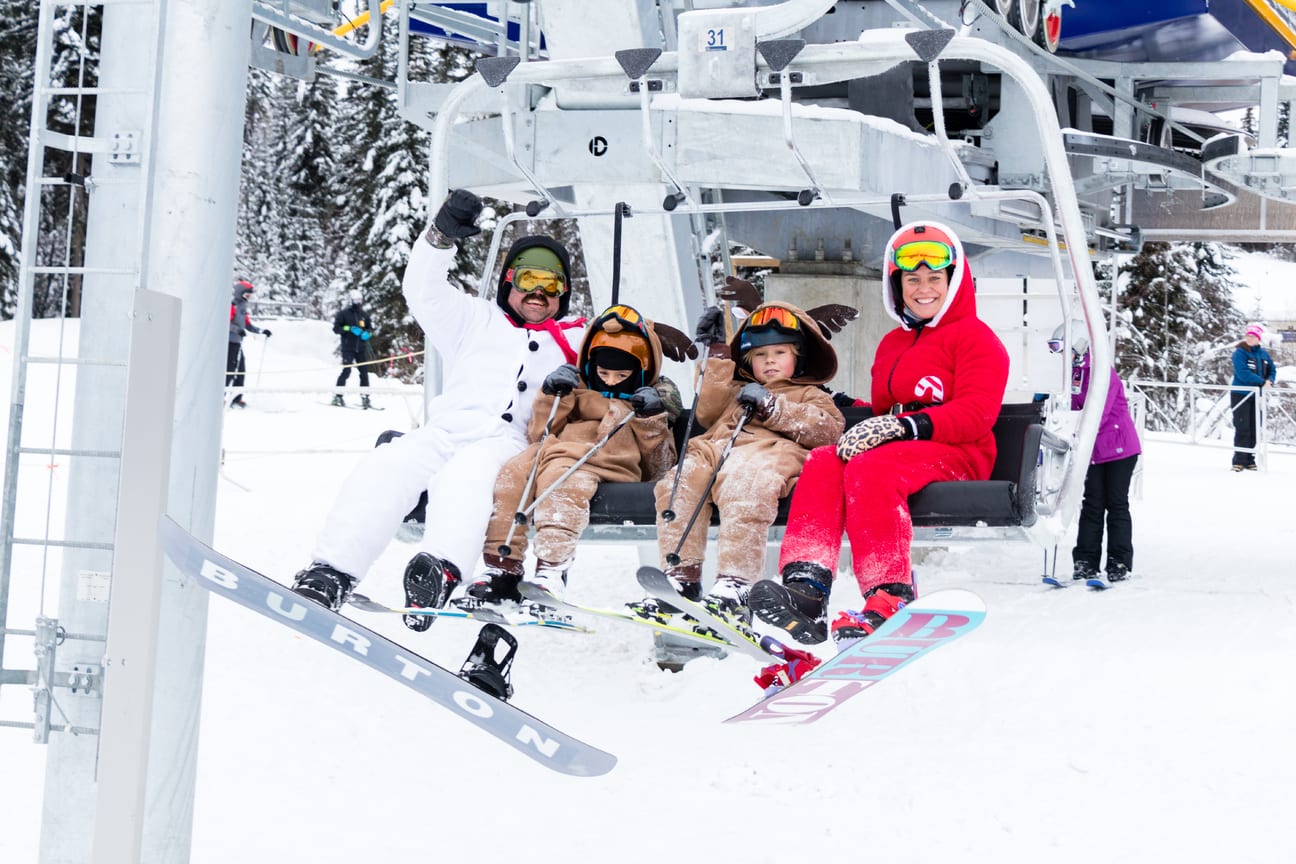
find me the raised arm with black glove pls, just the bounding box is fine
[432,189,483,240]
[694,306,727,347]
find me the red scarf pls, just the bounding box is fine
[521,317,586,364]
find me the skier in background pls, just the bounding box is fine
[227,279,271,408]
[1230,323,1276,471]
[290,189,587,616]
[332,289,374,409]
[1049,321,1141,582]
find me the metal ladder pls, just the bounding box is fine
[0,0,162,741]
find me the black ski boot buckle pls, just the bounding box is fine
[458,623,518,702]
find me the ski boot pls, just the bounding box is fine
[330,394,345,407]
[361,394,372,410]
[401,553,462,632]
[830,582,915,648]
[1071,560,1099,582]
[750,561,834,645]
[461,554,524,608]
[524,559,570,603]
[1105,561,1131,582]
[703,575,752,623]
[457,623,517,702]
[291,562,356,611]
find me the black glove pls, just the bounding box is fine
[630,386,665,418]
[832,391,859,409]
[433,189,483,240]
[261,329,272,338]
[694,306,727,347]
[737,382,776,420]
[541,364,581,397]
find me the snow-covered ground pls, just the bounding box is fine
[2,315,1294,864]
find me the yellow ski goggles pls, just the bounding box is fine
[891,239,956,272]
[507,266,568,297]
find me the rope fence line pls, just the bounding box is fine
[237,347,426,378]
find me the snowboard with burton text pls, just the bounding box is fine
[158,516,616,776]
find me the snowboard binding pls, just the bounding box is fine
[457,623,518,702]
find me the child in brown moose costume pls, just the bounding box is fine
[471,304,690,604]
[648,300,850,619]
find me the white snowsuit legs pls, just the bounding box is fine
[312,424,524,580]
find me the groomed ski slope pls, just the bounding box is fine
[2,317,1293,864]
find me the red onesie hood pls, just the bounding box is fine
[880,220,977,330]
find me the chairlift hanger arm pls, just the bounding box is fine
[251,0,383,60]
[430,31,1107,532]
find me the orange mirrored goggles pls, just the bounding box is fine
[745,306,801,330]
[601,304,645,329]
[507,266,568,297]
[891,239,956,272]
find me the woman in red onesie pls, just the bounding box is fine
[752,221,1009,646]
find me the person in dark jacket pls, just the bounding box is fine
[1049,322,1141,582]
[1230,324,1277,471]
[227,280,270,408]
[332,289,374,409]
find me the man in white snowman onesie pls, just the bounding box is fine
[292,190,586,624]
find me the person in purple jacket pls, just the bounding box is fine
[1049,322,1141,583]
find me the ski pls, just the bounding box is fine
[635,566,778,661]
[516,582,735,653]
[725,588,986,726]
[158,516,615,777]
[1086,578,1110,591]
[347,592,591,633]
[1041,576,1068,588]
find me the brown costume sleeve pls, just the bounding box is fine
[527,391,575,443]
[694,357,740,428]
[632,413,676,480]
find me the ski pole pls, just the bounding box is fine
[665,405,753,566]
[660,351,708,522]
[519,410,636,521]
[254,335,268,387]
[498,396,564,557]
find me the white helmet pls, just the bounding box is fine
[349,289,363,305]
[1049,321,1089,356]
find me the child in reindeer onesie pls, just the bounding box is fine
[647,301,846,621]
[461,304,684,608]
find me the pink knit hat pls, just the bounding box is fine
[1246,324,1265,341]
